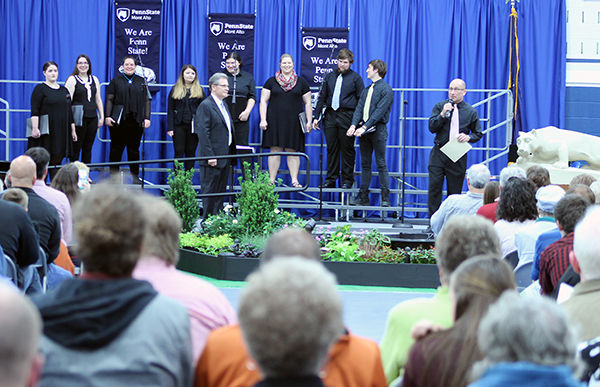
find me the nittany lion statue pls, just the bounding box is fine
[516,126,600,169]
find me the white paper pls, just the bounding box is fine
[440,138,472,162]
[556,283,575,304]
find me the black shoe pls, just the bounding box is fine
[381,199,390,207]
[319,181,336,189]
[351,193,369,206]
[341,182,353,189]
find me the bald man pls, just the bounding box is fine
[8,156,61,263]
[0,284,44,387]
[427,78,483,217]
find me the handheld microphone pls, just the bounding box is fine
[444,98,454,118]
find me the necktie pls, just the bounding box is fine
[449,104,459,140]
[220,101,232,145]
[362,84,374,123]
[331,74,343,110]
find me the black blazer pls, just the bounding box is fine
[194,96,236,168]
[167,88,204,130]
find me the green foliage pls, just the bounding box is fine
[236,162,280,236]
[404,246,437,264]
[165,161,200,232]
[179,232,234,256]
[202,211,244,237]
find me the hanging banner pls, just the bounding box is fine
[208,13,255,76]
[300,28,349,105]
[114,0,162,83]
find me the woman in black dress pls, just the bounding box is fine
[167,64,204,171]
[29,61,77,170]
[260,54,312,186]
[104,55,151,179]
[223,52,256,146]
[65,54,104,164]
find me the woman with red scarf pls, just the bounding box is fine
[259,54,312,186]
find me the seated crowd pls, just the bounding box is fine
[1,154,600,387]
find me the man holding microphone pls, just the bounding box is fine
[427,78,482,217]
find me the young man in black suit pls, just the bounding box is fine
[194,73,236,218]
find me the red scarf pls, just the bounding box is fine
[275,70,298,92]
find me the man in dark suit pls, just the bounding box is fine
[194,73,236,218]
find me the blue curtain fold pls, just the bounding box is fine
[0,0,565,217]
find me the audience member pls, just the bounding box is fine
[526,165,550,190]
[380,215,501,386]
[403,256,515,387]
[569,173,596,188]
[238,257,343,387]
[1,187,29,209]
[0,283,44,387]
[197,228,387,387]
[469,292,580,387]
[0,200,39,268]
[430,163,490,235]
[588,181,600,204]
[50,163,81,205]
[539,194,589,295]
[25,147,73,244]
[482,181,499,205]
[32,183,193,386]
[493,177,537,257]
[513,184,565,270]
[561,206,600,342]
[476,165,526,222]
[132,195,236,363]
[567,183,595,204]
[7,155,61,264]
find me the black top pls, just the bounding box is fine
[72,76,98,118]
[261,76,311,151]
[223,70,256,123]
[0,200,40,267]
[167,88,204,130]
[351,78,394,129]
[428,99,483,146]
[314,68,365,118]
[253,375,325,387]
[20,187,61,263]
[105,73,150,124]
[30,83,74,156]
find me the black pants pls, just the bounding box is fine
[200,165,230,218]
[73,116,98,164]
[172,122,199,171]
[358,125,389,193]
[109,116,144,176]
[27,135,66,179]
[324,109,355,184]
[428,145,467,216]
[233,120,250,146]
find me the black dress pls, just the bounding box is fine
[261,76,310,152]
[29,83,74,161]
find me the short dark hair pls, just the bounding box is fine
[369,59,387,78]
[42,61,58,72]
[122,55,137,65]
[24,147,50,180]
[526,165,550,190]
[337,48,354,64]
[225,52,243,68]
[554,194,589,234]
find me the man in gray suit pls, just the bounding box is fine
[195,73,236,218]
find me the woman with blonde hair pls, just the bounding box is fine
[167,64,205,170]
[260,54,312,186]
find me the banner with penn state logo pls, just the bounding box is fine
[300,28,349,105]
[208,13,255,76]
[114,0,162,83]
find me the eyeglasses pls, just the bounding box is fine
[215,84,229,87]
[77,62,89,65]
[449,87,465,92]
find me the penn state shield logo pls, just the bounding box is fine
[303,36,317,51]
[210,22,224,37]
[116,8,130,23]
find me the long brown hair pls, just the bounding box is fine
[51,163,80,205]
[417,256,515,387]
[71,54,92,77]
[171,64,204,99]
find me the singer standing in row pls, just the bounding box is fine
[222,52,256,146]
[29,61,77,175]
[313,48,364,189]
[65,54,103,164]
[167,64,205,171]
[427,78,482,217]
[105,55,151,180]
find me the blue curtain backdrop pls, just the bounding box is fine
[0,0,565,216]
